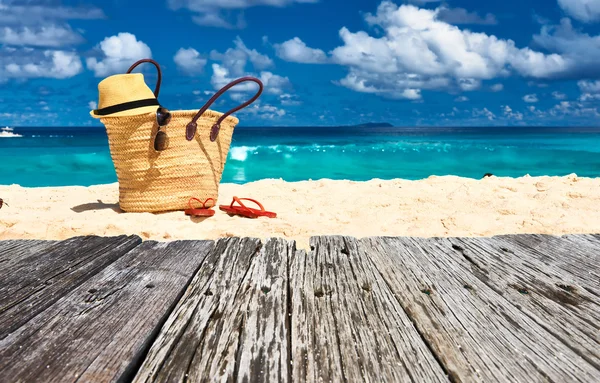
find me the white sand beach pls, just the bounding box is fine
[0,174,598,250]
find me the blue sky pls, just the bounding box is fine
[2,0,600,127]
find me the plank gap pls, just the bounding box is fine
[119,241,216,383]
[368,242,458,383]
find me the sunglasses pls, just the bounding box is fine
[154,107,171,151]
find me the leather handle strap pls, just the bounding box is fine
[186,77,263,142]
[126,58,162,98]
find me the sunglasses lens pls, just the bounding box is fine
[154,130,169,151]
[156,108,171,126]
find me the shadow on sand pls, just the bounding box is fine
[71,200,123,214]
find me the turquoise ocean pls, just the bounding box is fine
[1,125,599,187]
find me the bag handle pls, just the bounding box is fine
[186,77,263,142]
[126,59,162,98]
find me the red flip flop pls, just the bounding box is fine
[219,197,277,219]
[185,197,216,217]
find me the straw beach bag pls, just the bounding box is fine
[90,58,263,213]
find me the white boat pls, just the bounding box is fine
[0,126,22,138]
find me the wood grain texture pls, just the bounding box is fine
[362,236,600,383]
[0,239,58,268]
[133,237,286,383]
[495,234,600,296]
[0,239,212,383]
[437,236,600,370]
[0,235,142,339]
[290,236,449,383]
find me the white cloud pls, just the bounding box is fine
[437,7,497,25]
[490,83,504,92]
[532,18,600,79]
[550,100,600,117]
[552,91,567,100]
[503,105,524,120]
[523,94,539,103]
[210,37,273,77]
[455,96,469,102]
[0,1,103,80]
[210,63,291,96]
[0,1,104,48]
[473,107,496,120]
[259,71,292,95]
[274,37,328,63]
[327,3,568,100]
[86,33,152,77]
[557,0,600,23]
[577,80,600,101]
[578,79,600,93]
[0,48,82,79]
[0,25,83,47]
[529,105,548,117]
[167,0,318,29]
[238,102,287,119]
[280,93,301,106]
[0,2,105,24]
[89,101,97,110]
[174,47,207,74]
[208,37,290,97]
[579,93,600,101]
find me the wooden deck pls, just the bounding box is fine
[0,234,599,382]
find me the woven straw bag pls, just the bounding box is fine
[94,59,263,213]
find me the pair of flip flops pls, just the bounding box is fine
[184,197,277,219]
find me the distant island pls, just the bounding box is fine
[345,122,394,128]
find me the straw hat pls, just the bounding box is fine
[90,73,159,118]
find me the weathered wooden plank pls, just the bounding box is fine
[132,237,285,383]
[494,234,600,296]
[362,236,600,382]
[0,235,142,339]
[0,239,212,383]
[437,236,600,370]
[290,236,449,383]
[0,239,58,268]
[500,233,600,271]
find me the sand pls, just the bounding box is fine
[0,174,598,250]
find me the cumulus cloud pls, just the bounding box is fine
[523,94,539,103]
[238,103,287,119]
[552,91,567,100]
[174,47,207,74]
[0,1,105,24]
[532,18,600,79]
[0,1,103,80]
[503,105,524,120]
[167,0,318,29]
[490,83,504,92]
[208,37,290,96]
[578,79,600,93]
[210,63,291,96]
[577,80,600,102]
[0,1,104,48]
[557,0,600,23]
[210,37,273,77]
[455,96,469,102]
[550,100,600,117]
[0,25,84,47]
[280,93,302,106]
[326,2,568,100]
[274,37,328,63]
[0,48,82,79]
[86,33,152,77]
[473,107,496,120]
